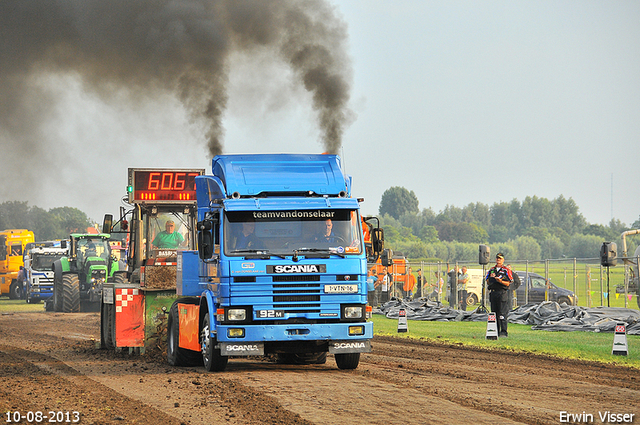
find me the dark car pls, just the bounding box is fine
[514,271,577,306]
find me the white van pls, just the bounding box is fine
[463,268,486,306]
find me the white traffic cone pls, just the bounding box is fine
[612,323,628,356]
[397,308,408,333]
[486,312,498,340]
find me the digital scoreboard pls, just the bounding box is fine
[127,168,205,203]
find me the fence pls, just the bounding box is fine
[382,256,640,311]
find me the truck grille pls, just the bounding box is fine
[229,274,361,319]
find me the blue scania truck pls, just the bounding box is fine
[166,153,383,371]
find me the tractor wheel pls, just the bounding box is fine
[335,352,360,370]
[9,280,22,300]
[53,277,63,312]
[62,274,80,313]
[101,301,115,349]
[167,299,202,367]
[101,272,125,349]
[201,313,228,372]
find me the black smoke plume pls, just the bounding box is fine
[0,0,353,157]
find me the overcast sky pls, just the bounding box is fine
[2,1,639,228]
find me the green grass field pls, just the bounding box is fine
[372,314,640,368]
[0,298,47,313]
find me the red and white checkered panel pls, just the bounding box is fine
[115,288,144,347]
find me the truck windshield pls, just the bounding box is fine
[223,209,363,257]
[32,254,64,270]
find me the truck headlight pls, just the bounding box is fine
[227,309,247,321]
[343,306,364,320]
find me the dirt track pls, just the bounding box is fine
[1,311,639,425]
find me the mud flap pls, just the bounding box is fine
[177,302,200,351]
[220,342,264,356]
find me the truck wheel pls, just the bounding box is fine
[9,281,22,300]
[466,293,478,306]
[167,299,202,367]
[62,274,80,313]
[557,296,570,306]
[335,352,360,370]
[201,312,228,372]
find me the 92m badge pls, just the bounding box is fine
[256,310,285,318]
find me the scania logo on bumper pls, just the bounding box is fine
[267,264,327,274]
[220,342,264,356]
[329,340,372,354]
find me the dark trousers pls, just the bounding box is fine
[489,289,510,335]
[458,290,467,311]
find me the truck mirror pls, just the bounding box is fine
[381,248,393,267]
[102,214,113,234]
[197,219,215,259]
[371,228,384,254]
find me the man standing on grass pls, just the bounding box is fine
[486,253,513,337]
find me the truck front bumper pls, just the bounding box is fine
[215,321,373,356]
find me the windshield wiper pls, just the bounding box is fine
[231,249,286,259]
[293,248,345,259]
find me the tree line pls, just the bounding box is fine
[378,186,640,262]
[0,201,92,241]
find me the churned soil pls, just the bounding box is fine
[0,310,639,425]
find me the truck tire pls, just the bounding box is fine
[201,312,228,372]
[167,299,202,367]
[466,293,479,306]
[62,274,80,313]
[335,352,360,370]
[9,280,22,300]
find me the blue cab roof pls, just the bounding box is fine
[208,154,349,198]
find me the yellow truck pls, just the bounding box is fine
[0,229,35,299]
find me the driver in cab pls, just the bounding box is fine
[152,220,184,249]
[315,219,339,244]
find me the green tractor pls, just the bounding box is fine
[51,234,124,313]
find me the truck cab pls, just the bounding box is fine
[25,244,68,305]
[0,229,35,299]
[169,154,382,371]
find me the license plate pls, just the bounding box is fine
[256,310,285,318]
[324,284,358,294]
